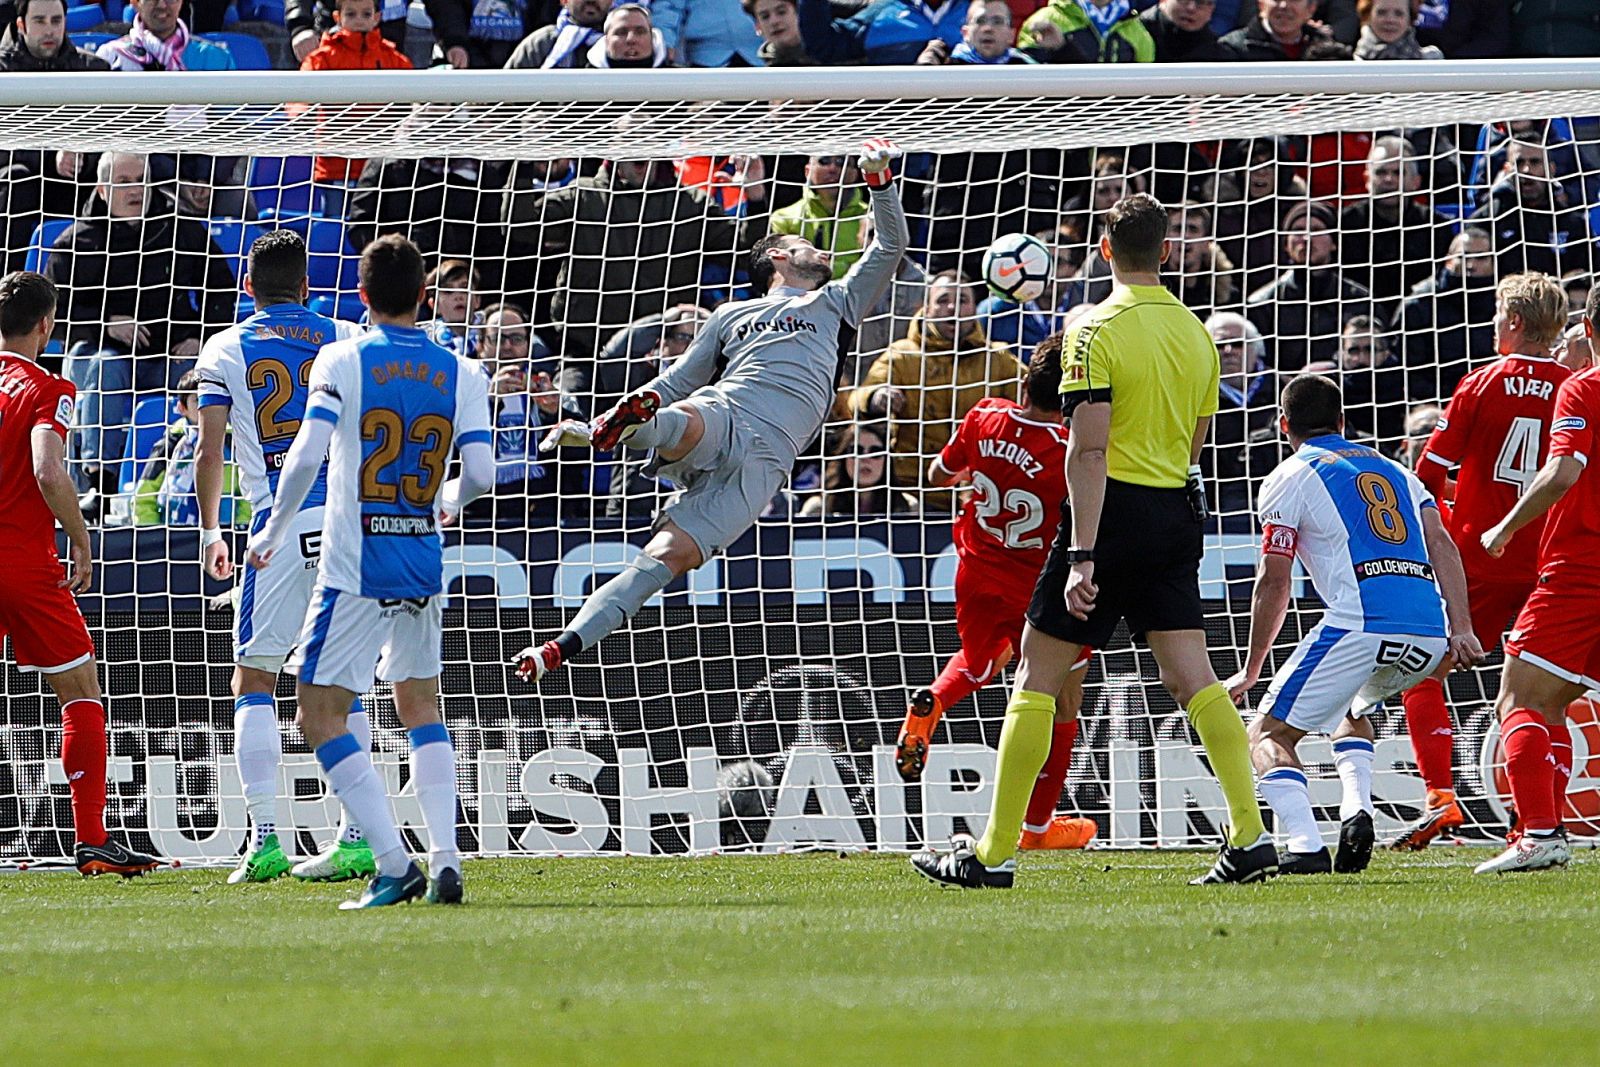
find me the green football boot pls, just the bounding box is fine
[291,840,377,883]
[227,833,292,884]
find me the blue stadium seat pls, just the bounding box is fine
[116,394,177,494]
[207,218,268,279]
[66,3,104,31]
[23,218,74,275]
[204,32,273,71]
[236,0,284,22]
[249,157,315,217]
[73,31,117,51]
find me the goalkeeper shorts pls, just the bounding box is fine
[653,396,792,561]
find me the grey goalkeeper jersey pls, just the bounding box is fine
[645,183,908,455]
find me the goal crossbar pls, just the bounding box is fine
[2,60,1598,160]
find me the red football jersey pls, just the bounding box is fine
[1419,353,1571,582]
[940,398,1068,591]
[0,352,75,568]
[1538,367,1600,579]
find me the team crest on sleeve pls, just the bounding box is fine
[1554,416,1587,433]
[1435,416,1448,430]
[54,394,73,427]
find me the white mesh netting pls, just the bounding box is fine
[4,66,1600,865]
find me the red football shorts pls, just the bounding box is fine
[0,563,95,673]
[1505,572,1600,690]
[1465,576,1535,653]
[955,562,1091,677]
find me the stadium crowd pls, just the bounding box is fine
[1,0,1598,527]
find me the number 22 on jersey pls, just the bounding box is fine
[970,470,1045,550]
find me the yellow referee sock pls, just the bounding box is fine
[1186,682,1268,848]
[973,690,1054,868]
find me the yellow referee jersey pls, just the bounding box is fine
[1059,284,1220,489]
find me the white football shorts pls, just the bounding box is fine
[236,505,324,671]
[287,580,443,695]
[1257,622,1449,735]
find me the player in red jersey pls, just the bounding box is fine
[1474,284,1600,873]
[0,272,158,877]
[1392,273,1572,850]
[894,336,1096,851]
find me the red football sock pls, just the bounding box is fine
[1024,721,1079,830]
[61,699,108,847]
[1401,678,1454,793]
[927,649,998,716]
[1502,708,1558,833]
[1549,719,1574,828]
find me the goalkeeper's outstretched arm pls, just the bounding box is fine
[831,139,908,328]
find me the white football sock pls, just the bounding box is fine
[338,702,371,845]
[234,694,281,848]
[317,734,408,878]
[1333,737,1376,821]
[1259,766,1321,854]
[409,724,459,874]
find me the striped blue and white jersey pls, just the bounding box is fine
[305,323,491,600]
[1257,433,1446,638]
[194,304,364,512]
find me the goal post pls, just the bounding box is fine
[2,61,1599,866]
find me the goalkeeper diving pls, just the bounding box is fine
[518,138,907,682]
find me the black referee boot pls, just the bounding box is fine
[911,835,1015,889]
[1190,835,1279,885]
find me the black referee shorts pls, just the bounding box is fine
[1027,478,1205,649]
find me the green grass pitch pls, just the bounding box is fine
[4,850,1598,1065]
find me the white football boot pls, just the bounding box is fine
[1473,832,1571,875]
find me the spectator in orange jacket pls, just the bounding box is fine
[301,0,412,215]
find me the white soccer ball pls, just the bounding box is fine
[981,232,1052,304]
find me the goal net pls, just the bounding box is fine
[3,63,1599,866]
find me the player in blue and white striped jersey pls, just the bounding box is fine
[194,230,370,886]
[247,235,493,909]
[1225,375,1484,876]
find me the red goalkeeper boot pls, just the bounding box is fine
[1387,788,1464,851]
[895,688,943,783]
[590,389,661,451]
[1018,816,1097,851]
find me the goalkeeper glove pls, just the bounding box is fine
[858,137,901,189]
[1186,464,1209,523]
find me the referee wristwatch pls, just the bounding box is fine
[1063,548,1096,564]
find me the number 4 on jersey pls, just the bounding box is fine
[1493,416,1542,496]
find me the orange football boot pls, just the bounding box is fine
[1018,816,1097,851]
[895,688,943,783]
[1387,788,1464,851]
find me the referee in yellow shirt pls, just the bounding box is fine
[913,193,1276,888]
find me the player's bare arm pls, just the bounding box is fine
[1482,454,1585,558]
[1062,399,1109,620]
[926,455,965,488]
[31,425,91,595]
[195,403,232,580]
[1225,551,1293,703]
[1422,507,1486,668]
